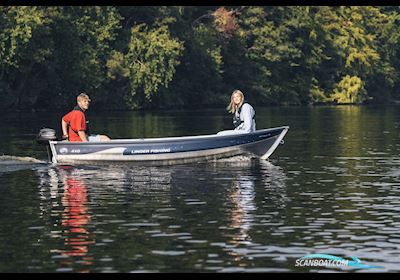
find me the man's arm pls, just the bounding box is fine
[61,119,68,139]
[78,130,88,142]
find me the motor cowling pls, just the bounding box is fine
[37,128,58,145]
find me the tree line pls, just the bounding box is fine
[1,6,400,111]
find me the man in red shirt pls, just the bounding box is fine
[61,93,110,142]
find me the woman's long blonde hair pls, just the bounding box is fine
[227,90,244,114]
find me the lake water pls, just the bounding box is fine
[1,106,400,272]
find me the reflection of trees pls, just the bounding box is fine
[335,106,363,157]
[334,106,398,158]
[98,110,227,139]
[332,106,394,219]
[291,106,400,244]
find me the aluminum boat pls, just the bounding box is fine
[38,126,289,165]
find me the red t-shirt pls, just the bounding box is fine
[62,110,87,142]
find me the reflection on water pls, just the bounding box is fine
[2,106,400,272]
[229,176,256,243]
[26,159,289,272]
[60,167,93,257]
[37,166,95,272]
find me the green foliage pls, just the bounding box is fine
[1,6,400,110]
[107,24,183,108]
[309,78,329,103]
[50,6,122,103]
[0,6,122,109]
[331,75,366,104]
[0,6,47,68]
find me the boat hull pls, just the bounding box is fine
[49,126,289,165]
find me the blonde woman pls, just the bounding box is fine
[217,90,256,135]
[227,90,256,132]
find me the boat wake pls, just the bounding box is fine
[0,155,45,164]
[213,155,253,163]
[0,155,46,173]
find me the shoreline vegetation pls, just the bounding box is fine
[1,6,400,111]
[5,102,400,114]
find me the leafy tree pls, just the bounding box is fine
[0,6,50,108]
[1,6,400,110]
[330,75,366,103]
[107,23,183,109]
[0,6,122,110]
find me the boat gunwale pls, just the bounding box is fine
[49,126,289,145]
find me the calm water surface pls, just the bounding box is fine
[1,106,400,272]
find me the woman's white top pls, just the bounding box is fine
[235,103,256,133]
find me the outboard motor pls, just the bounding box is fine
[37,128,58,162]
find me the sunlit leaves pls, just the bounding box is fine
[0,6,47,68]
[107,24,183,107]
[331,75,366,103]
